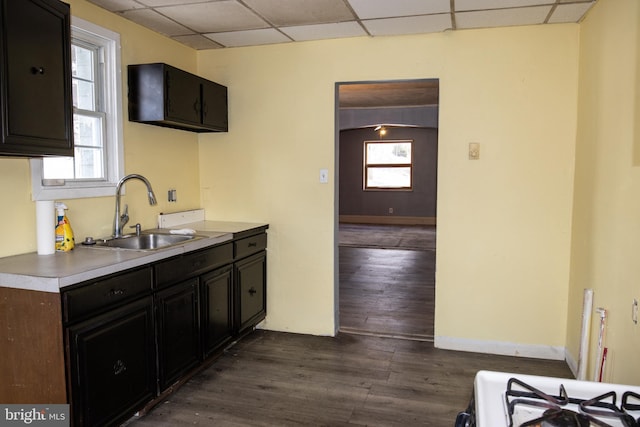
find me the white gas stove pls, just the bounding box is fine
[460,370,640,427]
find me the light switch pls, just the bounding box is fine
[469,142,480,160]
[319,168,329,184]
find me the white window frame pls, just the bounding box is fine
[30,17,124,201]
[363,139,414,191]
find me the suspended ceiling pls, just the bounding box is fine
[86,0,598,50]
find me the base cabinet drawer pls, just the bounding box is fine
[66,297,156,427]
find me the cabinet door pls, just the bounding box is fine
[156,278,200,390]
[164,66,201,126]
[201,79,228,131]
[0,0,73,156]
[66,297,155,427]
[201,265,233,357]
[235,251,267,334]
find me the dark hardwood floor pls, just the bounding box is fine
[339,247,435,340]
[125,226,573,426]
[125,330,572,426]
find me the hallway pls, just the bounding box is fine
[338,224,435,341]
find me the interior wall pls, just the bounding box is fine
[197,24,579,345]
[567,0,640,384]
[0,0,202,258]
[338,127,438,220]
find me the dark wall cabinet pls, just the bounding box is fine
[61,227,267,426]
[128,63,228,133]
[0,0,74,156]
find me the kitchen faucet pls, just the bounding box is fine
[113,174,157,238]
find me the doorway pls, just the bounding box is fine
[335,80,439,341]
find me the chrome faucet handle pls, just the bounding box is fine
[120,204,129,228]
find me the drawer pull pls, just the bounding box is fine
[113,359,127,376]
[107,288,126,297]
[248,287,257,296]
[248,242,257,248]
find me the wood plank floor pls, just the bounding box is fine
[125,226,572,426]
[339,247,435,340]
[125,330,573,426]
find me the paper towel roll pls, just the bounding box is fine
[36,200,55,255]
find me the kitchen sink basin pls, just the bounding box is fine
[91,233,201,251]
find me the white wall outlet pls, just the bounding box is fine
[319,168,329,184]
[389,207,394,214]
[168,188,177,202]
[469,142,480,160]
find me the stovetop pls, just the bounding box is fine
[474,371,640,427]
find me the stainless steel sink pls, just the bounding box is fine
[92,233,201,251]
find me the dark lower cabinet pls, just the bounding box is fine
[156,278,201,391]
[201,265,234,357]
[66,297,156,427]
[235,251,267,334]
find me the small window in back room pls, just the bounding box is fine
[364,140,413,190]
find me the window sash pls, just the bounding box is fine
[364,140,414,190]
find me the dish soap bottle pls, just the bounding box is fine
[55,203,75,252]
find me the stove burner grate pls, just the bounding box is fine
[505,378,640,427]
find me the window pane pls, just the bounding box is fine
[366,142,412,165]
[43,157,74,180]
[74,113,103,148]
[74,146,104,179]
[73,80,95,110]
[71,44,94,81]
[367,167,411,188]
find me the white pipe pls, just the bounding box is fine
[594,307,607,382]
[577,289,593,380]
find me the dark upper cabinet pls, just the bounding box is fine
[0,0,74,156]
[128,63,228,133]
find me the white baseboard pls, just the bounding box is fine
[339,215,436,225]
[434,336,566,361]
[565,348,579,378]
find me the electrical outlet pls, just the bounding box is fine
[168,189,177,202]
[633,299,638,325]
[389,207,394,214]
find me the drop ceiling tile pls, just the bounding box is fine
[363,14,452,36]
[548,2,595,23]
[204,28,291,47]
[121,8,193,36]
[348,0,450,19]
[172,34,223,50]
[456,0,551,12]
[87,0,146,12]
[158,1,269,33]
[456,6,552,29]
[281,21,366,41]
[243,0,355,26]
[136,0,209,6]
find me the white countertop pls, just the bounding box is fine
[0,221,267,293]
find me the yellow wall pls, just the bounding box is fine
[0,0,201,257]
[197,26,580,341]
[567,0,640,384]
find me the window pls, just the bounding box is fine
[364,140,413,190]
[30,17,123,200]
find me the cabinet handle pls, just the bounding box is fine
[113,359,127,376]
[107,288,126,297]
[248,287,257,296]
[30,66,45,75]
[248,242,257,248]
